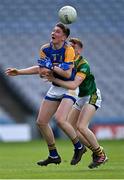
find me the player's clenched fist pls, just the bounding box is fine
[5,68,19,76]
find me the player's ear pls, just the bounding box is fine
[62,35,67,41]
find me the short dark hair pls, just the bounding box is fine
[69,38,83,48]
[56,22,70,38]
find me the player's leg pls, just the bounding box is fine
[67,104,107,165]
[36,99,61,166]
[67,106,91,147]
[77,103,108,168]
[77,103,99,148]
[55,97,86,165]
[67,106,80,128]
[55,98,75,138]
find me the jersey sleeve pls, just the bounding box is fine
[64,46,75,63]
[77,63,90,79]
[39,44,48,59]
[76,72,86,79]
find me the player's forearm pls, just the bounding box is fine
[52,78,77,90]
[53,66,72,78]
[18,66,39,75]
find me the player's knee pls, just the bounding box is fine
[55,115,65,128]
[70,121,77,129]
[36,119,47,129]
[76,129,81,137]
[56,119,64,128]
[77,125,87,135]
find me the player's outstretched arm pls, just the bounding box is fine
[5,66,39,76]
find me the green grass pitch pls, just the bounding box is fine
[0,139,124,179]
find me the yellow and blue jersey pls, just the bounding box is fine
[39,41,76,84]
[39,41,75,64]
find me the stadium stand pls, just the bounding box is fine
[0,69,36,122]
[0,0,124,126]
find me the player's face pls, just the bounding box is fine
[70,42,79,55]
[70,42,82,56]
[51,26,66,44]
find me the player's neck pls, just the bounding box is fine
[75,54,81,61]
[52,42,64,50]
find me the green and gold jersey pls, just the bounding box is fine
[74,56,97,97]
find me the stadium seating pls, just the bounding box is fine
[0,107,14,124]
[0,0,124,123]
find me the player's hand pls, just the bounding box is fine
[38,67,52,78]
[45,73,55,82]
[5,68,19,76]
[38,57,53,70]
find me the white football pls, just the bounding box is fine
[58,6,77,24]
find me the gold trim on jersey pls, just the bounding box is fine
[76,72,86,79]
[89,92,98,104]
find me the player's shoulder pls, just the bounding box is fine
[64,42,75,53]
[83,57,89,65]
[40,43,50,51]
[81,58,90,72]
[77,56,89,68]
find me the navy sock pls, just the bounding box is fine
[48,144,59,158]
[49,149,59,158]
[74,141,83,150]
[72,137,83,150]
